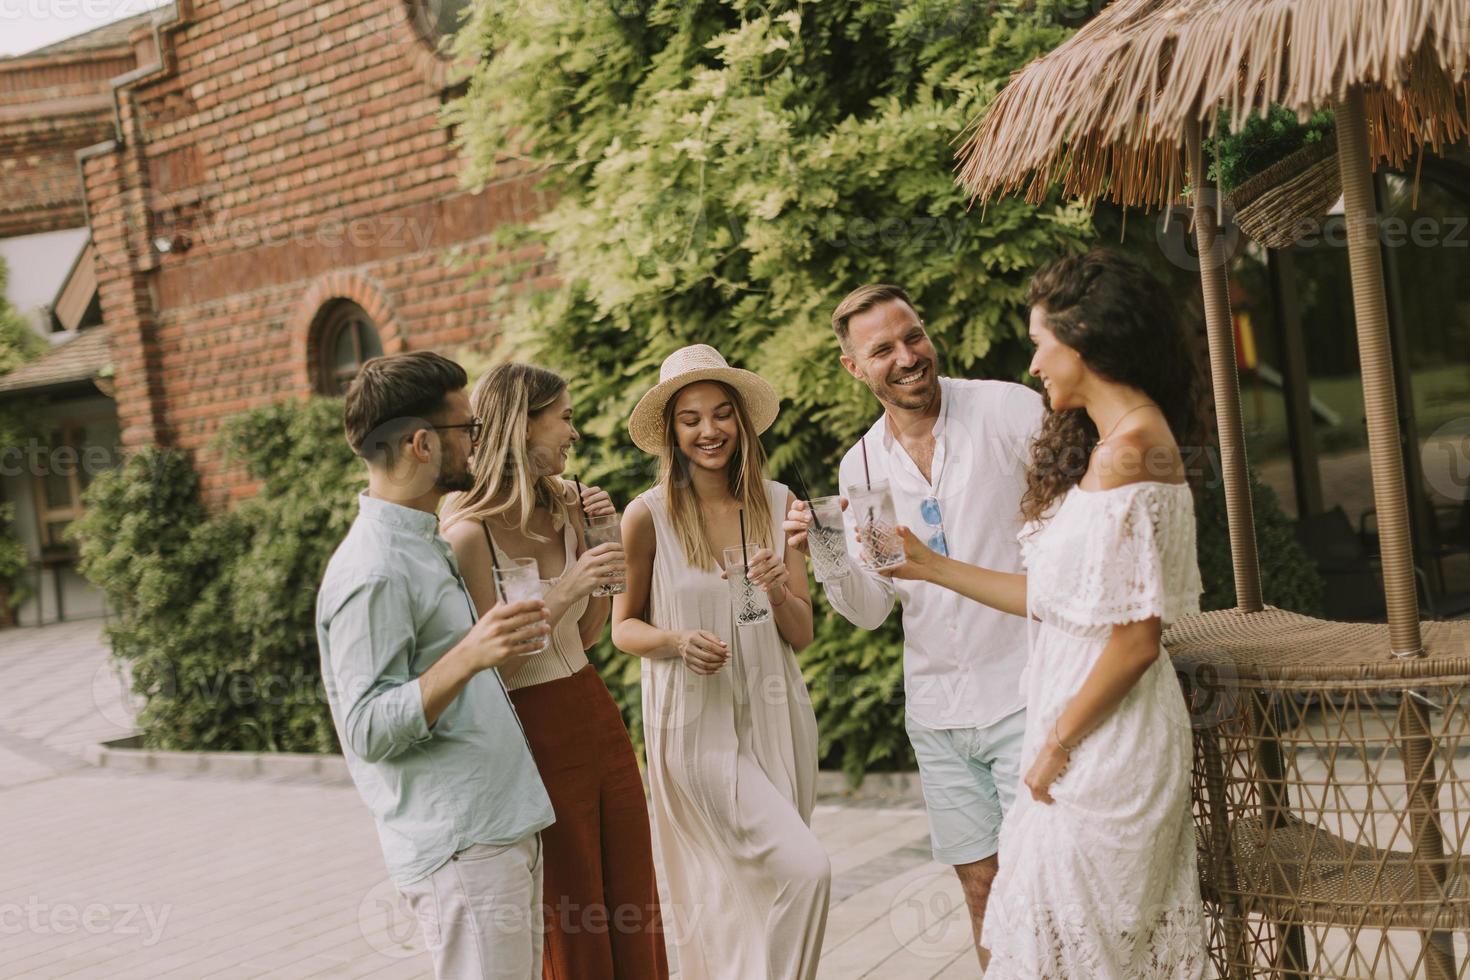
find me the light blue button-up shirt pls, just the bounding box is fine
[317,493,554,885]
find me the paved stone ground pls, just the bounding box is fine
[0,621,979,979]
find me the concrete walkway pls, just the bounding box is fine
[0,621,977,979]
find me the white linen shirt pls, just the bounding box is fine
[824,377,1043,730]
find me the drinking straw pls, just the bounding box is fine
[573,474,584,502]
[860,436,871,490]
[738,508,749,580]
[792,464,824,530]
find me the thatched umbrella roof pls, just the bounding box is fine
[957,0,1470,209]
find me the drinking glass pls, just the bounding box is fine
[846,481,905,571]
[583,513,627,597]
[723,545,773,627]
[493,557,549,655]
[806,495,851,583]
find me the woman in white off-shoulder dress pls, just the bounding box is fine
[883,250,1207,979]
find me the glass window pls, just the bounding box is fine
[32,421,108,551]
[1231,244,1299,518]
[316,301,384,395]
[408,0,472,54]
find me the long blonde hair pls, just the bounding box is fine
[441,363,572,540]
[659,381,772,571]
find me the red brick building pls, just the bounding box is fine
[1,0,551,622]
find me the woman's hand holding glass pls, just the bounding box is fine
[874,525,944,582]
[556,542,626,602]
[719,547,788,601]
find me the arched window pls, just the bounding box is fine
[407,0,472,55]
[316,300,384,395]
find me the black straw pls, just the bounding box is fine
[792,465,824,530]
[738,508,749,580]
[860,436,871,490]
[572,475,585,514]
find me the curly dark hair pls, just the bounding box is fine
[1020,250,1207,524]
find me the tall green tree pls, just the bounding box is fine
[0,258,45,612]
[0,258,44,377]
[449,0,1097,778]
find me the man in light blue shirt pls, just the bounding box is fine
[317,350,555,979]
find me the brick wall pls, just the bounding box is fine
[0,46,139,236]
[80,0,554,507]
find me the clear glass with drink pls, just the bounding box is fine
[846,481,905,572]
[493,557,549,655]
[583,513,627,597]
[723,545,773,627]
[806,495,851,583]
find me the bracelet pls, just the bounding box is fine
[769,583,789,607]
[1051,722,1077,754]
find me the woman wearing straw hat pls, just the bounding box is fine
[612,344,830,980]
[442,364,668,980]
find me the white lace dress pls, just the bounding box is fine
[981,481,1207,979]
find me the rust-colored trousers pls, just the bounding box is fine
[509,664,668,980]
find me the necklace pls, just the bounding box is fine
[1096,401,1157,446]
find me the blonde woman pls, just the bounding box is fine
[442,364,668,980]
[611,344,830,980]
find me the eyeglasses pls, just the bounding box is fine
[920,495,949,556]
[430,418,484,445]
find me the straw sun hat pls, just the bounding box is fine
[628,344,780,455]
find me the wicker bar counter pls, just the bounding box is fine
[1166,607,1470,979]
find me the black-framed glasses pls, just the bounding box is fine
[920,495,949,556]
[430,418,483,445]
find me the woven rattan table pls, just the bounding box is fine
[1166,607,1470,979]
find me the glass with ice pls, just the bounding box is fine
[723,545,773,627]
[583,513,627,597]
[805,495,851,583]
[845,481,905,572]
[492,556,549,655]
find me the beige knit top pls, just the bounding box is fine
[484,519,591,692]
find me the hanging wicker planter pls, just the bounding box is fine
[1226,134,1340,249]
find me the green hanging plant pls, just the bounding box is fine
[1206,106,1336,194]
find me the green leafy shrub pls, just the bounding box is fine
[74,399,361,751]
[0,503,31,615]
[0,257,44,611]
[1196,466,1323,616]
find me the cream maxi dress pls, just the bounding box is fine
[982,481,1208,979]
[639,480,830,980]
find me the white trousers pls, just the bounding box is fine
[398,834,544,980]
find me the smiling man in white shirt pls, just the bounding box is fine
[785,284,1041,970]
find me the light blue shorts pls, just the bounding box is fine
[905,708,1026,865]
